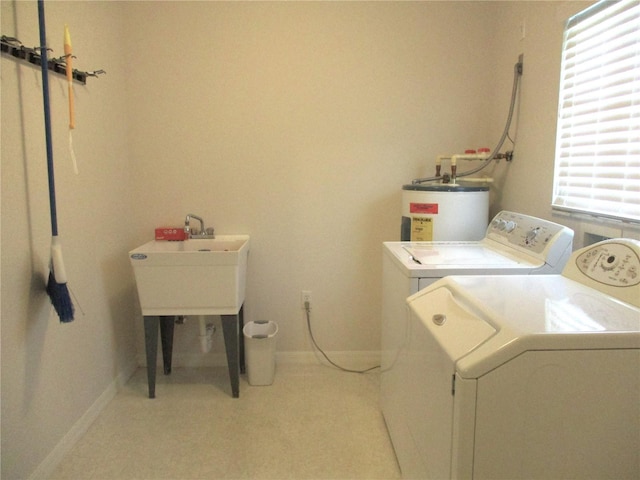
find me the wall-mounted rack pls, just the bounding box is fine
[1,35,105,85]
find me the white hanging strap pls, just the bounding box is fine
[68,130,78,175]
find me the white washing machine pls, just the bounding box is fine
[381,211,574,448]
[395,238,640,479]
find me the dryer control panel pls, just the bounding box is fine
[485,211,574,267]
[562,238,640,308]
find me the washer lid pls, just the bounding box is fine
[404,243,527,266]
[383,241,542,276]
[407,275,640,378]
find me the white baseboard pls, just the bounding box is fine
[29,359,138,480]
[277,350,381,370]
[138,350,381,370]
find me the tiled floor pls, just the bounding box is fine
[50,364,401,479]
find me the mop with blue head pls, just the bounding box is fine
[38,0,74,322]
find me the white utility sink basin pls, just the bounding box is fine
[129,235,250,316]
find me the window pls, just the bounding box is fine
[552,0,640,223]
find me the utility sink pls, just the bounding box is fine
[129,235,250,316]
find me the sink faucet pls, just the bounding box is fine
[185,214,204,236]
[184,214,214,238]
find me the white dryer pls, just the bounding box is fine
[381,211,574,451]
[395,238,640,479]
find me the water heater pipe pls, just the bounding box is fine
[198,315,215,353]
[413,58,523,185]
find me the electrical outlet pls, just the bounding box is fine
[301,290,312,310]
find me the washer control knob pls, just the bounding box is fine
[432,314,447,326]
[525,227,540,244]
[600,255,619,271]
[505,221,517,233]
[492,219,507,231]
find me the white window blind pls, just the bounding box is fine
[552,0,640,223]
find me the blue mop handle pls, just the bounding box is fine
[38,0,59,237]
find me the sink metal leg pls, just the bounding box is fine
[239,305,246,374]
[221,311,240,398]
[159,316,175,375]
[143,315,159,399]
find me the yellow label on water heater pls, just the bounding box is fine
[411,217,433,241]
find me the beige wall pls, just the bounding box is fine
[1,1,136,478]
[123,1,498,362]
[7,1,634,479]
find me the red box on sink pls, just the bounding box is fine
[154,227,186,241]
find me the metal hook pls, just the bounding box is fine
[84,69,106,77]
[51,53,76,63]
[1,35,22,47]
